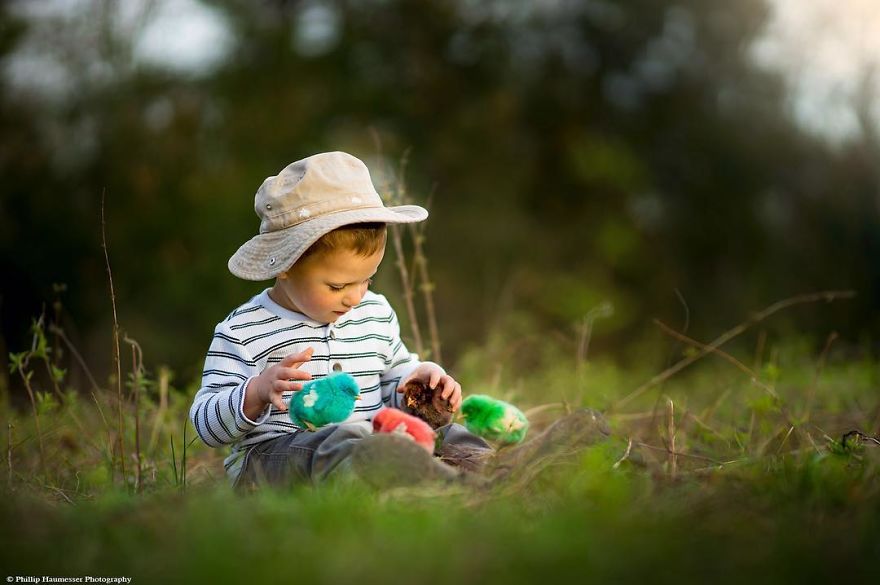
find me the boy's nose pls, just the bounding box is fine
[343,288,365,308]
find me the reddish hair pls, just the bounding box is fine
[300,222,387,262]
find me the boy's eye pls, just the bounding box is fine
[329,279,372,292]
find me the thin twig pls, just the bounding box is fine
[576,302,613,368]
[523,402,567,419]
[149,366,170,452]
[45,484,75,506]
[124,335,143,493]
[7,422,13,490]
[803,331,838,422]
[753,330,766,372]
[775,426,796,455]
[102,188,126,485]
[666,398,677,478]
[634,441,722,465]
[385,151,426,357]
[613,437,633,469]
[652,319,779,399]
[48,323,110,441]
[34,314,64,401]
[409,187,442,363]
[48,324,103,399]
[390,226,425,356]
[686,412,726,441]
[613,291,855,410]
[609,411,656,421]
[16,363,45,476]
[651,318,804,445]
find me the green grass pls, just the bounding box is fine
[1,321,879,583]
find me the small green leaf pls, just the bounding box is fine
[9,351,27,374]
[51,365,67,384]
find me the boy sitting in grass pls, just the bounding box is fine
[189,151,492,489]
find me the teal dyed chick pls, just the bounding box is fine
[288,373,360,431]
[461,395,529,444]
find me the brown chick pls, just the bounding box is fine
[401,380,454,429]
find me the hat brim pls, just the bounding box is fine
[228,205,428,281]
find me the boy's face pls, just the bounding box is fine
[270,246,385,323]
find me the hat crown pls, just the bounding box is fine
[255,151,383,233]
[229,151,427,281]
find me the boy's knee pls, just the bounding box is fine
[333,420,372,441]
[438,422,493,450]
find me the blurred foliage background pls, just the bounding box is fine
[1,0,878,390]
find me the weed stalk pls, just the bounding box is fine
[614,290,856,410]
[101,189,126,485]
[125,335,144,493]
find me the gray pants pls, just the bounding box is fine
[235,421,491,490]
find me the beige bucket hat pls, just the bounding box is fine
[228,151,427,280]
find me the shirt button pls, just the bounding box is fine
[329,330,336,340]
[332,363,343,372]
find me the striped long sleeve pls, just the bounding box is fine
[189,320,268,447]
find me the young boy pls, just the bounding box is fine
[190,151,491,489]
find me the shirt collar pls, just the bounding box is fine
[257,288,325,328]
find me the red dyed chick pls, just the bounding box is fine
[372,408,437,454]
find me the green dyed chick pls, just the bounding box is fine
[288,373,360,431]
[460,394,528,444]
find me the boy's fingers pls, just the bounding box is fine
[398,373,415,391]
[452,384,462,411]
[439,376,454,399]
[282,347,314,367]
[271,379,288,393]
[280,368,312,382]
[429,371,442,389]
[271,396,288,412]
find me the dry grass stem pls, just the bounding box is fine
[7,422,13,489]
[803,331,838,422]
[614,290,855,410]
[613,437,633,469]
[633,441,726,465]
[666,398,677,478]
[149,366,170,452]
[686,412,726,441]
[101,189,126,484]
[753,330,767,371]
[47,324,103,399]
[635,441,721,465]
[610,411,657,421]
[576,302,613,368]
[523,403,567,419]
[125,335,144,493]
[652,319,779,399]
[775,426,796,455]
[15,358,45,476]
[409,215,442,363]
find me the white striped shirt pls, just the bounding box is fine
[189,288,420,482]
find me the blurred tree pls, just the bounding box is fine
[1,0,878,387]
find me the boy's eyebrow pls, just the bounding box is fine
[327,271,377,286]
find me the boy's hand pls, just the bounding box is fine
[399,363,462,412]
[246,347,314,415]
